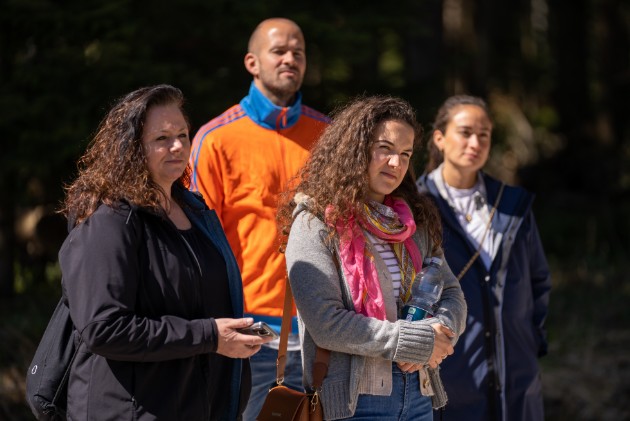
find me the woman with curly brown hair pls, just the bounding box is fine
[59,84,272,420]
[279,95,467,420]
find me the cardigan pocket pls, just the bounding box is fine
[356,357,393,396]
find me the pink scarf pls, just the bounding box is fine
[326,196,423,320]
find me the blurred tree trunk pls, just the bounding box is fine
[548,0,591,138]
[0,0,17,299]
[404,0,442,85]
[485,0,530,95]
[547,0,598,192]
[402,0,443,126]
[441,0,476,94]
[597,0,630,152]
[0,177,15,298]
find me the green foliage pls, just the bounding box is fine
[0,0,627,299]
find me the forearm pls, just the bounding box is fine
[79,315,216,361]
[286,212,437,365]
[433,255,467,342]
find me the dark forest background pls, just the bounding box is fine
[1,0,629,420]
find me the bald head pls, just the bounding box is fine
[244,18,307,107]
[248,18,303,54]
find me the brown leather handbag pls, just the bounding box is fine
[256,277,329,421]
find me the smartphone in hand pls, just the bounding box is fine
[237,322,279,339]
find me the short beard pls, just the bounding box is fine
[267,80,301,105]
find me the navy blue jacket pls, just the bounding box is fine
[418,172,551,421]
[60,187,247,420]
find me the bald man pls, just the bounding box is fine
[189,18,330,420]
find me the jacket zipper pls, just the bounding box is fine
[176,215,212,420]
[179,233,203,277]
[440,193,502,420]
[276,107,289,191]
[481,272,500,421]
[178,233,204,317]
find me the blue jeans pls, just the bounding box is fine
[341,365,433,420]
[241,345,304,421]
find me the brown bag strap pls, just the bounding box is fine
[456,182,505,281]
[276,275,330,390]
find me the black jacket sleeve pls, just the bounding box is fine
[59,205,216,362]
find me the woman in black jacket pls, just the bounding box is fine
[59,84,272,420]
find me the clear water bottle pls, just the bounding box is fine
[402,257,443,321]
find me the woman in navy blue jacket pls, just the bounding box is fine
[59,85,272,420]
[417,95,551,421]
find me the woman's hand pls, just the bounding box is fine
[396,361,423,373]
[397,322,455,371]
[214,318,274,358]
[427,322,455,368]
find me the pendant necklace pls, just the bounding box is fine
[459,200,474,223]
[444,183,477,223]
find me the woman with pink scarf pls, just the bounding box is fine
[279,96,467,420]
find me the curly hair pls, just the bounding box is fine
[425,94,490,173]
[278,95,442,252]
[61,84,191,226]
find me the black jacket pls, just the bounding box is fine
[60,188,248,420]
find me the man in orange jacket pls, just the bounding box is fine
[189,17,329,420]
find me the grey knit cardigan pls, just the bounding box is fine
[285,202,467,420]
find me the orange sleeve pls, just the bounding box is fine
[190,130,225,225]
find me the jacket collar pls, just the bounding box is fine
[177,185,206,212]
[239,81,302,130]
